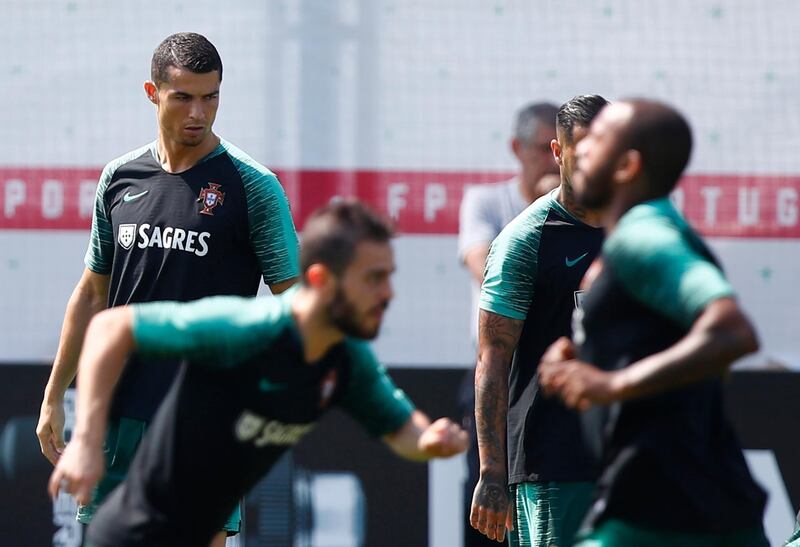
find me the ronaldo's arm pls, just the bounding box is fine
[37,268,109,465]
[471,308,523,541]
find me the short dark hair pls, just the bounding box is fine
[557,94,610,143]
[151,32,223,85]
[301,199,394,278]
[622,99,693,195]
[514,102,559,143]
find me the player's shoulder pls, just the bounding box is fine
[497,189,557,242]
[100,142,155,184]
[182,292,291,327]
[605,198,694,265]
[342,339,381,371]
[218,138,279,182]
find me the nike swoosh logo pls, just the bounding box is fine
[565,252,589,268]
[259,378,288,392]
[123,190,149,202]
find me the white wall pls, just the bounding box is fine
[1,0,799,369]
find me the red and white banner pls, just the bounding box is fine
[1,168,799,238]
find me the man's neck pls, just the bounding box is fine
[291,287,345,363]
[556,183,602,227]
[602,189,652,234]
[156,132,220,173]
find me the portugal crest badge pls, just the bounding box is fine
[197,183,225,216]
[118,224,137,250]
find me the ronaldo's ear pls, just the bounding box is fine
[144,81,158,104]
[551,138,563,166]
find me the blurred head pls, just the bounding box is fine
[144,33,223,147]
[573,99,692,210]
[301,200,396,339]
[552,94,610,195]
[511,102,560,181]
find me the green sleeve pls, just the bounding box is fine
[338,341,415,437]
[84,144,153,274]
[225,143,300,285]
[478,210,544,321]
[132,295,286,367]
[605,215,734,328]
[83,164,115,274]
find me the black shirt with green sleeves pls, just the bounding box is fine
[87,287,414,547]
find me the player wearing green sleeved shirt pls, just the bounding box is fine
[539,100,768,546]
[36,32,299,543]
[471,95,608,546]
[49,200,469,547]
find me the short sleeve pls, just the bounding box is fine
[244,172,300,285]
[605,217,734,328]
[83,164,115,274]
[83,144,153,274]
[132,295,285,367]
[458,186,499,260]
[478,211,544,321]
[338,342,415,437]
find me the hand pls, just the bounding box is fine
[417,418,468,458]
[540,336,576,364]
[470,474,514,542]
[36,399,66,465]
[47,438,104,506]
[539,359,622,411]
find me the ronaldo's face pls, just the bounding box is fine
[155,66,220,148]
[328,241,395,340]
[573,103,633,209]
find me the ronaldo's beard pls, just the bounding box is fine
[327,285,387,340]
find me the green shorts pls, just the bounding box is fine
[575,518,769,547]
[508,481,594,547]
[76,416,242,534]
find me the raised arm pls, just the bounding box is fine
[37,268,109,465]
[470,309,523,542]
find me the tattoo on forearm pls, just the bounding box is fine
[479,311,523,358]
[474,311,522,470]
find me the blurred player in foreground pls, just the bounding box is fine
[470,95,608,546]
[539,99,769,546]
[49,200,468,547]
[36,32,299,544]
